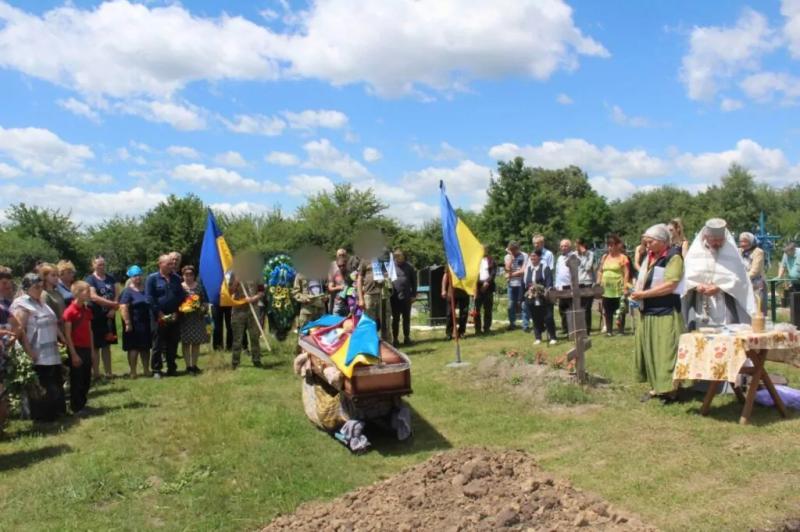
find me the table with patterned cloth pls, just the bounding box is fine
[674,327,800,424]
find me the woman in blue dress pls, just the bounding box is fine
[85,256,119,379]
[119,265,152,378]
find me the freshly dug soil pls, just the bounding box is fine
[263,448,655,531]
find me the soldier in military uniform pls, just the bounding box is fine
[230,276,263,368]
[292,273,328,331]
[356,257,391,341]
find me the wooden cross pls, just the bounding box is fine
[546,254,603,383]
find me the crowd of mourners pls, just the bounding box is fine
[2,217,799,422]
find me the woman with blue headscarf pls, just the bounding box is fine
[119,265,152,378]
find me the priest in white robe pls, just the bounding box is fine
[682,218,755,330]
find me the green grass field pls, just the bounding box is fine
[1,320,799,531]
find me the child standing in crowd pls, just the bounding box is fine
[63,281,94,415]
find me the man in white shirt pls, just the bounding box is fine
[532,234,554,270]
[554,239,575,335]
[575,238,596,333]
[474,246,497,335]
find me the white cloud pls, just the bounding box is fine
[489,139,669,180]
[783,0,800,57]
[740,71,800,104]
[0,0,606,101]
[610,104,650,128]
[272,0,608,97]
[171,164,281,193]
[680,8,779,101]
[166,145,200,159]
[0,1,280,99]
[490,137,800,187]
[302,138,370,179]
[57,97,101,123]
[258,9,280,22]
[210,201,272,216]
[117,99,206,130]
[0,183,166,224]
[0,162,22,179]
[675,138,800,185]
[403,160,491,197]
[213,150,247,168]
[265,151,300,166]
[411,141,464,161]
[76,172,114,185]
[385,200,440,227]
[588,176,639,201]
[114,147,146,165]
[285,174,335,196]
[282,109,348,130]
[720,97,744,111]
[556,93,574,105]
[225,114,286,136]
[363,147,382,162]
[129,141,152,153]
[0,125,94,174]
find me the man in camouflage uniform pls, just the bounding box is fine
[356,257,391,341]
[230,277,263,368]
[292,273,328,331]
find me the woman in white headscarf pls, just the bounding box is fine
[630,223,685,403]
[739,232,766,315]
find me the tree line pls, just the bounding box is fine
[1,160,798,278]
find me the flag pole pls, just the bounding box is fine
[240,282,272,352]
[446,270,469,367]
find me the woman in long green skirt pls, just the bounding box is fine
[630,224,684,404]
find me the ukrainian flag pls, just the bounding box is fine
[440,181,483,293]
[199,209,245,306]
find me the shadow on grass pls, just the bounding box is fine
[88,386,129,399]
[4,401,155,441]
[365,406,451,457]
[682,394,793,426]
[0,444,72,472]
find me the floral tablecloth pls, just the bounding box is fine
[674,328,800,383]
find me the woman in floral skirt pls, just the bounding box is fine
[179,265,209,375]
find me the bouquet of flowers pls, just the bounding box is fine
[2,343,44,418]
[179,294,202,314]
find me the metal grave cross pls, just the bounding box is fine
[546,254,603,383]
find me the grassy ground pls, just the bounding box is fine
[1,317,799,531]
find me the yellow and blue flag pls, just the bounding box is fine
[199,209,245,306]
[440,181,483,293]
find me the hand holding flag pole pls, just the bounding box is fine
[239,282,272,352]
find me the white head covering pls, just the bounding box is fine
[703,218,727,239]
[682,221,755,316]
[643,223,670,242]
[739,232,755,246]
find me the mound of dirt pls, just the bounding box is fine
[263,448,654,531]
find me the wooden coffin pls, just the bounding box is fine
[298,336,412,401]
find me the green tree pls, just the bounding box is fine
[482,159,610,252]
[699,163,763,233]
[609,187,699,246]
[5,203,86,269]
[141,194,206,270]
[0,228,58,274]
[295,184,394,254]
[82,217,149,277]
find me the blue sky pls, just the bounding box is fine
[1,0,799,226]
